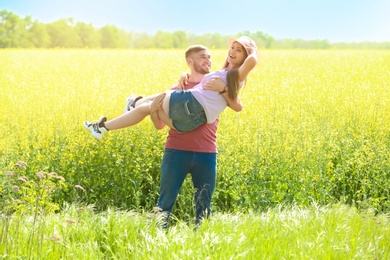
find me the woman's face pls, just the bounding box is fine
[226,42,248,67]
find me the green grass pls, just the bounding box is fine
[0,204,388,259]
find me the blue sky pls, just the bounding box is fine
[1,0,389,42]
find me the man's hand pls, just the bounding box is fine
[150,92,166,112]
[149,92,167,130]
[178,72,190,89]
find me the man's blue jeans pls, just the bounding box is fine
[156,148,217,228]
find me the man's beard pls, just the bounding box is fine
[193,63,210,75]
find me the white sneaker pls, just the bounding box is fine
[83,116,108,141]
[124,94,142,113]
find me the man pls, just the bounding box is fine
[149,45,217,229]
[133,45,238,229]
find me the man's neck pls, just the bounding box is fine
[189,72,207,83]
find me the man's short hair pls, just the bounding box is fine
[185,45,209,59]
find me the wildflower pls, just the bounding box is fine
[36,171,46,179]
[49,235,62,241]
[14,161,27,169]
[55,176,65,182]
[65,218,78,224]
[48,172,58,177]
[75,185,85,191]
[5,171,15,177]
[18,176,28,182]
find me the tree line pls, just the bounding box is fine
[1,10,389,49]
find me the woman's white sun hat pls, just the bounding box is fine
[228,36,257,55]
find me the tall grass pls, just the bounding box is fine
[1,204,389,259]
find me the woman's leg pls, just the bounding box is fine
[84,91,174,141]
[125,93,161,112]
[84,101,153,141]
[133,93,161,107]
[106,91,173,130]
[105,101,152,130]
[156,92,176,130]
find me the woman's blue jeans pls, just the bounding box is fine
[156,148,217,228]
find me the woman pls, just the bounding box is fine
[84,36,258,140]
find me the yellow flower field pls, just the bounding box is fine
[1,49,389,215]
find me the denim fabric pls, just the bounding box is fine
[156,148,217,228]
[169,90,207,133]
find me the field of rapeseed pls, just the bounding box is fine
[1,49,390,217]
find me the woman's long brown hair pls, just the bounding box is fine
[226,68,240,100]
[222,44,248,100]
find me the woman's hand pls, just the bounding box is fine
[204,77,243,112]
[177,72,190,89]
[203,76,226,92]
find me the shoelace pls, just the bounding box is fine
[126,99,134,111]
[92,123,101,133]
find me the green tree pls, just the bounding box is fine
[75,22,101,48]
[99,24,128,48]
[46,18,82,48]
[1,9,389,50]
[254,31,274,49]
[154,30,173,48]
[172,30,188,48]
[133,32,155,48]
[29,20,50,48]
[192,33,218,49]
[0,10,31,48]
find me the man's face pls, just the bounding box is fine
[190,50,211,74]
